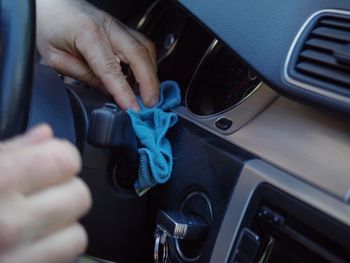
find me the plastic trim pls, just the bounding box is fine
[174,83,277,135]
[284,9,350,105]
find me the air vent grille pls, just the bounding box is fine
[289,12,350,96]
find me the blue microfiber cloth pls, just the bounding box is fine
[127,81,181,196]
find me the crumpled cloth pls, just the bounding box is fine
[127,81,181,196]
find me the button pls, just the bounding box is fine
[215,118,233,131]
[258,206,285,227]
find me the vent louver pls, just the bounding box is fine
[287,11,350,99]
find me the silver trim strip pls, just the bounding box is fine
[185,39,263,119]
[184,39,219,114]
[210,160,350,263]
[283,9,350,104]
[136,0,179,63]
[174,83,278,135]
[136,0,162,30]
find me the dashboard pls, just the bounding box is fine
[131,1,350,262]
[179,0,350,115]
[134,1,277,135]
[78,1,350,262]
[134,0,350,196]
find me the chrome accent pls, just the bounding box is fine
[136,0,162,30]
[162,212,188,239]
[184,39,219,109]
[136,0,178,64]
[154,231,169,263]
[185,39,263,119]
[181,38,269,135]
[210,160,350,262]
[174,83,278,135]
[179,191,213,221]
[283,9,350,105]
[175,192,213,262]
[158,37,179,64]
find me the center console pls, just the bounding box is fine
[211,160,350,263]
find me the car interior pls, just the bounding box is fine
[2,0,350,262]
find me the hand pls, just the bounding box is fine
[36,0,160,111]
[0,125,91,263]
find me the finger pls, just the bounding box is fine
[24,178,91,242]
[126,27,158,71]
[74,22,139,111]
[45,48,103,89]
[0,179,91,251]
[106,19,160,107]
[0,124,53,153]
[0,224,88,263]
[0,139,81,194]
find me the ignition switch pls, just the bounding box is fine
[154,210,209,263]
[154,192,213,262]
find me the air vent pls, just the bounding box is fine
[286,10,350,102]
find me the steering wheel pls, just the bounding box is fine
[0,0,35,139]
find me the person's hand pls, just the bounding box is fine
[0,125,91,263]
[36,0,160,111]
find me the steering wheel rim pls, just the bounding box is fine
[0,0,35,139]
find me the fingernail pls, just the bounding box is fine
[131,102,140,112]
[144,96,159,108]
[150,96,159,106]
[26,124,53,139]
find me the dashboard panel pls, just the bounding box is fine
[79,1,350,262]
[133,1,350,263]
[178,0,350,115]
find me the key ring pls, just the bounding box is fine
[154,233,169,263]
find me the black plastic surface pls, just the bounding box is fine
[178,0,350,115]
[88,0,153,23]
[334,44,350,65]
[81,168,153,262]
[151,119,254,262]
[66,84,255,262]
[231,228,260,263]
[74,107,253,262]
[0,0,35,139]
[88,103,138,150]
[87,103,139,190]
[186,42,260,116]
[69,85,153,262]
